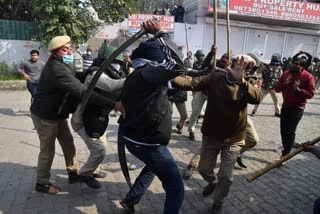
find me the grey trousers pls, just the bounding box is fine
[71,106,106,176]
[188,117,258,168]
[252,88,280,114]
[188,91,207,133]
[198,136,243,206]
[170,101,188,128]
[31,113,78,185]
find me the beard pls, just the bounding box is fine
[289,65,301,74]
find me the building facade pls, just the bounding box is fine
[182,0,320,62]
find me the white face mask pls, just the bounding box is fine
[111,63,121,71]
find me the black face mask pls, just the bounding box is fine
[290,65,301,74]
[270,59,281,66]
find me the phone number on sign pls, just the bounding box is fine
[280,12,320,21]
[233,6,320,22]
[233,6,278,16]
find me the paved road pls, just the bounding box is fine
[0,90,319,214]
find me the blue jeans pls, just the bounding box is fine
[314,197,320,214]
[118,128,184,214]
[280,105,304,156]
[27,82,38,97]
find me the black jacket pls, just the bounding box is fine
[119,64,176,145]
[118,35,185,145]
[31,56,115,120]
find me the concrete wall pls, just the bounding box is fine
[1,16,319,66]
[174,20,320,62]
[182,0,320,61]
[0,40,48,67]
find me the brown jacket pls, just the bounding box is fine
[173,71,262,144]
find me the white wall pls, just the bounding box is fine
[1,18,319,67]
[203,24,246,57]
[284,33,319,57]
[184,0,320,61]
[174,21,320,61]
[174,23,206,57]
[0,40,48,66]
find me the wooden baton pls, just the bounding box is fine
[247,136,320,183]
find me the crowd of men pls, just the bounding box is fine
[153,3,185,23]
[18,19,318,214]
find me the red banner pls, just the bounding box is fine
[128,14,175,32]
[208,0,320,24]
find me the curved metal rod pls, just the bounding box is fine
[79,28,146,113]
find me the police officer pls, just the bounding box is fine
[31,35,119,194]
[188,49,207,141]
[71,45,126,189]
[251,53,282,117]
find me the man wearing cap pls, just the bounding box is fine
[92,43,127,79]
[82,48,94,71]
[183,54,259,172]
[173,55,262,213]
[117,20,185,213]
[275,55,315,159]
[30,35,120,194]
[251,53,282,117]
[187,49,207,141]
[70,45,127,189]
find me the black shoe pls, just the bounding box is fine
[176,124,182,134]
[210,204,222,214]
[182,165,194,180]
[120,198,135,214]
[68,171,81,184]
[93,171,107,178]
[189,132,195,141]
[79,175,102,189]
[274,113,281,117]
[237,156,247,168]
[251,111,256,117]
[202,183,216,197]
[35,183,61,194]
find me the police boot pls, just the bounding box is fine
[237,156,247,168]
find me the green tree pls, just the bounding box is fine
[0,0,35,21]
[0,0,184,45]
[0,0,140,45]
[33,0,138,45]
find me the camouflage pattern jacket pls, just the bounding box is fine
[308,62,320,78]
[261,64,282,90]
